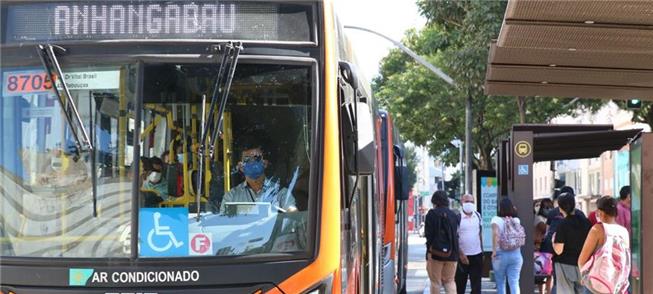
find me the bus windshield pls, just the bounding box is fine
[138,61,312,258]
[0,59,313,259]
[0,63,137,258]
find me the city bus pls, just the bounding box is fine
[0,0,409,293]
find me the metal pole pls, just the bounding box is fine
[343,25,455,86]
[440,162,445,191]
[459,141,464,195]
[196,94,207,221]
[343,25,468,189]
[465,93,473,194]
[343,25,473,195]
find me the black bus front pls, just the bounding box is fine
[0,1,326,293]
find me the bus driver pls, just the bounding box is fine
[219,135,297,215]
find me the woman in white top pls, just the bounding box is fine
[578,196,631,293]
[491,197,523,294]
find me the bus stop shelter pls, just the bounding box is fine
[498,124,641,293]
[484,1,653,100]
[485,1,653,292]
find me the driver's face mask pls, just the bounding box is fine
[242,154,264,179]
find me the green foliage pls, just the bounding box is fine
[445,171,462,200]
[374,0,605,169]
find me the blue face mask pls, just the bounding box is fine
[243,159,265,179]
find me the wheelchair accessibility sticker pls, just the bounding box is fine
[139,208,188,257]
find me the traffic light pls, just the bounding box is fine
[627,99,642,109]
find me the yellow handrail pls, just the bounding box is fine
[223,111,232,192]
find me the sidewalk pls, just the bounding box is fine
[406,233,497,294]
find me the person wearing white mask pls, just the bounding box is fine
[455,194,483,294]
[142,157,169,200]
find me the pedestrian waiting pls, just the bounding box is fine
[491,197,525,294]
[425,190,460,294]
[579,196,631,294]
[616,186,631,235]
[545,186,584,294]
[552,193,592,293]
[534,198,554,294]
[455,194,483,294]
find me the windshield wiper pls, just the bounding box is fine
[36,44,94,159]
[196,42,242,220]
[37,44,98,217]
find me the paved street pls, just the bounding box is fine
[406,233,497,294]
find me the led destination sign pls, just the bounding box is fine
[53,3,238,36]
[3,1,313,43]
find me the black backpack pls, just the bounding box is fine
[427,209,456,258]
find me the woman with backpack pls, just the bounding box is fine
[491,197,525,294]
[425,190,460,294]
[578,196,631,294]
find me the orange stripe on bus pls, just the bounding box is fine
[384,114,396,259]
[267,0,341,293]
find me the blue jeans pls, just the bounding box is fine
[492,249,523,294]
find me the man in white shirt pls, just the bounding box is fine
[455,194,483,294]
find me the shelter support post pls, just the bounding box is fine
[498,139,510,198]
[510,131,534,294]
[636,133,653,292]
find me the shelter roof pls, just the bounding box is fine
[511,124,641,162]
[485,0,653,100]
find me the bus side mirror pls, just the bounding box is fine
[394,145,410,201]
[354,102,375,175]
[394,166,409,201]
[339,61,374,175]
[338,61,358,91]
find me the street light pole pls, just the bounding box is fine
[459,141,464,194]
[343,25,475,194]
[452,139,463,195]
[440,161,446,191]
[343,25,455,86]
[465,93,473,194]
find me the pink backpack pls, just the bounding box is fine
[498,217,526,251]
[581,223,631,294]
[534,252,553,277]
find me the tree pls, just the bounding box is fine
[444,171,461,200]
[373,1,603,170]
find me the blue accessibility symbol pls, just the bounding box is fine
[518,164,529,176]
[139,208,189,257]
